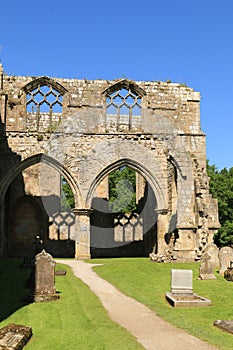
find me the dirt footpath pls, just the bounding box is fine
[58,260,218,350]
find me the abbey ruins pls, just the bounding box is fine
[0,63,220,260]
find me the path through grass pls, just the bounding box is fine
[91,258,233,350]
[0,259,144,350]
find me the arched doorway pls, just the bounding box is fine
[90,163,158,258]
[0,154,80,258]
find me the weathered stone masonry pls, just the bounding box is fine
[0,62,220,260]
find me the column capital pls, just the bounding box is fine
[72,208,93,216]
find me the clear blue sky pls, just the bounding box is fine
[1,0,232,170]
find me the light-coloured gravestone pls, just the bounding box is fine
[171,269,193,294]
[199,253,216,279]
[166,269,212,307]
[219,246,233,275]
[34,250,59,302]
[203,243,220,269]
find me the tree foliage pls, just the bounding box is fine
[207,161,233,246]
[60,168,137,214]
[109,167,137,213]
[61,176,75,210]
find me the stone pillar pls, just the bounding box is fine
[157,210,169,255]
[136,172,146,204]
[95,176,109,199]
[73,208,93,259]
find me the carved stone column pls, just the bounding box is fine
[157,210,169,255]
[72,208,93,259]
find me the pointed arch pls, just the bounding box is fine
[103,79,146,131]
[22,76,68,94]
[102,79,146,97]
[0,153,82,208]
[86,158,165,210]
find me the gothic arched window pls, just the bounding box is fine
[104,80,145,131]
[23,77,67,132]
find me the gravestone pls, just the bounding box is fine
[198,253,216,280]
[34,250,59,302]
[224,261,233,282]
[219,246,233,275]
[203,243,220,269]
[0,324,32,350]
[165,269,211,307]
[171,269,193,294]
[214,320,233,334]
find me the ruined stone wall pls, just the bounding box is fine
[0,65,220,260]
[2,75,200,133]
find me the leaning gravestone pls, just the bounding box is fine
[34,250,59,302]
[219,246,233,275]
[198,253,216,280]
[203,243,220,269]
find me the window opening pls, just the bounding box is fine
[26,84,63,132]
[106,88,141,131]
[60,176,75,211]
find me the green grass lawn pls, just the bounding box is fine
[1,258,233,350]
[0,259,144,350]
[91,258,233,350]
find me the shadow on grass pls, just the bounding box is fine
[0,259,33,322]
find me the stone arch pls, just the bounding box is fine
[22,77,68,132]
[102,79,146,97]
[77,138,166,209]
[102,79,146,132]
[0,153,80,257]
[86,157,165,211]
[22,76,68,95]
[0,153,81,208]
[87,158,160,258]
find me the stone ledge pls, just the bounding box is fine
[165,292,212,308]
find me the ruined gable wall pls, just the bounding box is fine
[0,70,220,260]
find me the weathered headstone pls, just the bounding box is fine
[203,243,220,269]
[0,324,32,350]
[214,320,233,334]
[171,269,193,294]
[224,261,233,282]
[198,253,216,280]
[34,250,59,302]
[219,246,233,275]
